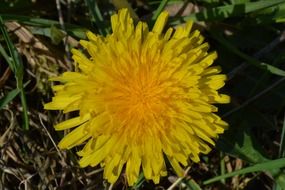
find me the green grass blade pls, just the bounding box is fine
[84,0,109,35]
[0,16,29,130]
[152,0,169,20]
[170,0,285,23]
[0,14,87,39]
[19,88,29,130]
[130,172,145,189]
[0,14,59,26]
[210,31,285,77]
[259,62,285,76]
[0,43,13,71]
[220,152,226,184]
[279,113,285,158]
[203,158,285,185]
[0,22,21,75]
[0,88,20,109]
[0,16,24,88]
[0,81,30,109]
[183,179,202,190]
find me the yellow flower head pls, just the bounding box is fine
[45,9,230,186]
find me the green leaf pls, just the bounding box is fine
[251,2,285,24]
[275,173,285,190]
[217,132,269,162]
[217,115,285,189]
[50,25,66,45]
[217,119,269,164]
[170,0,285,23]
[30,27,86,40]
[260,62,285,76]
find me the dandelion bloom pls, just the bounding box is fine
[45,8,230,185]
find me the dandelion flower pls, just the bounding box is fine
[45,8,230,185]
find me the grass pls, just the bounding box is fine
[0,16,29,130]
[1,0,285,189]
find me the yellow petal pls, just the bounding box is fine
[168,157,184,177]
[58,123,91,149]
[54,114,90,130]
[152,11,169,34]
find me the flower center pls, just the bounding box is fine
[128,81,161,118]
[105,67,169,125]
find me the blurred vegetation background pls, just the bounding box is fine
[1,0,285,189]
